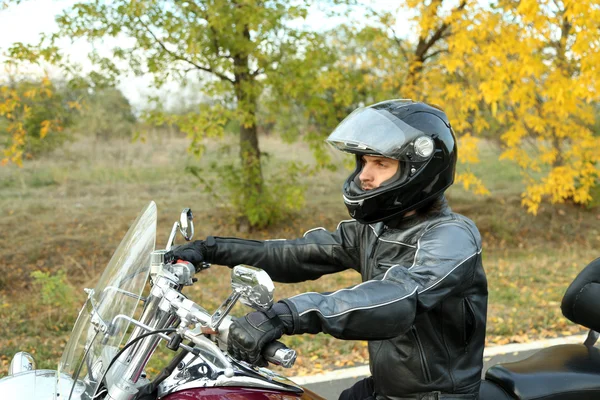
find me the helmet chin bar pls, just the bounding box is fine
[342,154,450,224]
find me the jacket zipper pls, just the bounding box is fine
[411,326,432,383]
[365,241,378,280]
[365,225,385,280]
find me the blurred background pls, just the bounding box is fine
[1,0,600,378]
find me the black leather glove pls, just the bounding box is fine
[227,301,295,367]
[164,240,207,269]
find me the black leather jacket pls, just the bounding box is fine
[204,201,487,399]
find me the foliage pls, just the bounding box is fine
[342,1,491,196]
[0,0,75,165]
[349,0,600,212]
[30,269,77,330]
[187,150,307,229]
[4,0,599,217]
[31,269,75,308]
[73,87,137,140]
[54,0,343,228]
[0,78,75,164]
[1,134,598,378]
[259,23,389,173]
[445,0,600,213]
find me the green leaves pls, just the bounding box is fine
[51,0,340,227]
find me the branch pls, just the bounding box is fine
[182,2,229,60]
[551,0,563,13]
[393,35,411,63]
[416,0,467,60]
[369,7,410,62]
[422,48,448,61]
[415,22,448,60]
[137,17,234,84]
[252,26,290,77]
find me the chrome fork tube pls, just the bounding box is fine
[122,276,179,384]
[106,275,180,400]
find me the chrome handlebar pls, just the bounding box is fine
[121,256,296,373]
[101,206,297,399]
[263,342,297,368]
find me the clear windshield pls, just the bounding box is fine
[58,202,157,399]
[326,106,426,159]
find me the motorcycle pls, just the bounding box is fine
[3,202,600,400]
[0,202,323,400]
[478,256,600,400]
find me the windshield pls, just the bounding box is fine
[58,202,157,399]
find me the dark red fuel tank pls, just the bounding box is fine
[163,386,325,400]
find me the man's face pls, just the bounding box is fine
[359,155,400,191]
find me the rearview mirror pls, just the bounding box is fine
[179,208,194,241]
[232,265,274,312]
[210,265,274,330]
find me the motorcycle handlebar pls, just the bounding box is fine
[263,341,297,368]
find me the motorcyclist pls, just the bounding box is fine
[166,99,488,400]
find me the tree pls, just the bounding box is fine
[0,78,76,164]
[338,0,490,195]
[345,0,600,212]
[1,0,73,165]
[55,0,341,228]
[448,0,600,213]
[258,24,380,170]
[73,87,136,141]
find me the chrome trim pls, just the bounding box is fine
[8,352,36,375]
[0,370,85,400]
[181,330,234,373]
[157,353,303,398]
[210,291,241,330]
[166,222,179,251]
[117,276,180,387]
[110,314,172,342]
[343,194,365,205]
[178,208,194,241]
[232,265,274,312]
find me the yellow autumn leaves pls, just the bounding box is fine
[0,77,56,166]
[3,0,600,214]
[365,0,600,214]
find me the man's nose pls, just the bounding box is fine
[359,165,372,182]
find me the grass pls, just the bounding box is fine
[1,132,598,378]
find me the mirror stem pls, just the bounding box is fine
[210,292,242,330]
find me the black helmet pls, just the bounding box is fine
[326,99,457,224]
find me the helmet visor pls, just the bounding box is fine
[326,107,427,160]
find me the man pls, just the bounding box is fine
[166,100,488,400]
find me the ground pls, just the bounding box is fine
[0,132,596,377]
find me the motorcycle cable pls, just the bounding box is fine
[136,341,197,399]
[92,328,177,399]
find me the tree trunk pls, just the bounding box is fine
[238,100,262,192]
[552,132,564,168]
[233,25,262,228]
